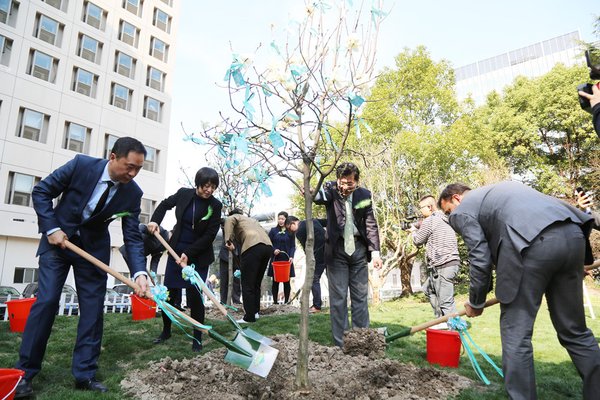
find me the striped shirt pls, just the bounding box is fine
[412,210,460,268]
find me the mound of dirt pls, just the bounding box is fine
[343,328,387,359]
[122,334,474,399]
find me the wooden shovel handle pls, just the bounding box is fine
[64,240,209,333]
[410,297,500,334]
[152,230,231,317]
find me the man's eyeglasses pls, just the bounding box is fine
[338,180,357,188]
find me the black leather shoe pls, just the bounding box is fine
[75,378,108,393]
[14,378,34,399]
[153,333,171,344]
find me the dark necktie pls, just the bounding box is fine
[91,181,114,217]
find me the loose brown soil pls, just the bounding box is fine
[122,332,475,399]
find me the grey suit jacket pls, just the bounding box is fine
[449,181,594,307]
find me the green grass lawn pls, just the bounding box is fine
[2,286,600,399]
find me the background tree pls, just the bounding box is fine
[473,63,598,195]
[185,1,387,390]
[355,47,506,295]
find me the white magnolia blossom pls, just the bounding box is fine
[283,79,297,91]
[239,53,254,67]
[265,58,288,83]
[346,33,361,52]
[327,67,349,91]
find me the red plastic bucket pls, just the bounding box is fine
[272,252,291,283]
[272,261,291,282]
[6,298,36,333]
[0,369,25,400]
[426,328,462,368]
[130,294,156,320]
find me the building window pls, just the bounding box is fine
[110,83,132,111]
[115,51,135,79]
[118,20,139,47]
[17,107,49,142]
[159,0,172,6]
[143,146,158,172]
[34,14,63,46]
[143,96,162,122]
[77,34,102,64]
[63,121,90,153]
[6,172,40,207]
[0,34,12,66]
[146,66,164,91]
[72,67,98,97]
[0,0,19,26]
[82,1,106,30]
[27,49,58,82]
[13,267,39,284]
[123,0,142,17]
[139,198,155,224]
[104,134,118,158]
[150,37,168,62]
[41,0,66,11]
[152,8,171,33]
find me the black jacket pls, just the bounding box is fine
[151,188,222,266]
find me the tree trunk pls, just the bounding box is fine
[294,163,315,390]
[227,251,233,305]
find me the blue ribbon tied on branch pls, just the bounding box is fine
[224,54,246,87]
[448,316,504,385]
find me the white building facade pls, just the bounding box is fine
[0,0,178,291]
[455,31,585,104]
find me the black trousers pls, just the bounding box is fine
[161,286,204,342]
[240,243,272,322]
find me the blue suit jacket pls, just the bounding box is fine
[33,154,146,275]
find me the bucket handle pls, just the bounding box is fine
[1,375,22,400]
[273,251,290,261]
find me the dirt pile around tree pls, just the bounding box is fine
[343,328,387,359]
[122,333,475,399]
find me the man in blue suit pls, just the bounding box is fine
[15,137,149,398]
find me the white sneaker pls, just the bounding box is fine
[255,313,260,320]
[236,318,248,324]
[430,322,448,330]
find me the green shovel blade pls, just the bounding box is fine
[224,333,279,378]
[242,327,274,346]
[226,314,274,345]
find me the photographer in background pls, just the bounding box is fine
[411,195,460,326]
[576,190,600,230]
[578,82,600,136]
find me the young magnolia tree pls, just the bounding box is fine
[186,0,387,389]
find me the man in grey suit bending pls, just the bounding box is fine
[439,181,600,400]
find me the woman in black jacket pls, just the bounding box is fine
[147,167,223,351]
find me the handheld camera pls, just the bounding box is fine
[577,49,600,113]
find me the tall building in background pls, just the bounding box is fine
[0,0,178,290]
[455,31,585,104]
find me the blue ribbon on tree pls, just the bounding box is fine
[448,316,504,385]
[243,85,256,122]
[224,55,246,87]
